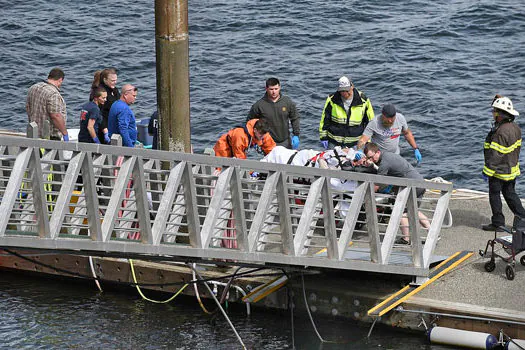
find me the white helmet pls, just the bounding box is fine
[492,96,519,116]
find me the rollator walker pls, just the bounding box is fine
[479,216,525,280]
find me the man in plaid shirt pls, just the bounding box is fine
[26,68,69,141]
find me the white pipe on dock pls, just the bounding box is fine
[428,326,498,349]
[505,338,525,350]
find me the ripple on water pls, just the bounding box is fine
[0,0,524,197]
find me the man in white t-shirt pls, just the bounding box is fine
[356,104,422,163]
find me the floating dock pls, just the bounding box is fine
[1,189,524,341]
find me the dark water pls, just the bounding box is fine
[2,1,525,194]
[0,0,523,347]
[0,271,445,349]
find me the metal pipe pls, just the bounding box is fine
[155,0,191,153]
[395,306,525,326]
[209,281,251,316]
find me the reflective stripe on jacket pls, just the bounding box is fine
[319,88,374,146]
[483,120,522,181]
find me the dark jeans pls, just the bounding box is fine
[488,177,525,226]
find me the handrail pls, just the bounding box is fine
[0,129,453,278]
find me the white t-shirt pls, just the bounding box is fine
[363,112,408,154]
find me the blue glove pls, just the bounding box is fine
[92,136,101,144]
[320,140,329,149]
[379,185,393,194]
[104,132,111,144]
[414,148,422,164]
[63,134,69,142]
[291,135,300,149]
[354,150,365,160]
[250,171,259,178]
[482,173,488,182]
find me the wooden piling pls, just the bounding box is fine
[155,0,191,153]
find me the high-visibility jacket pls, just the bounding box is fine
[319,89,374,146]
[483,119,522,181]
[213,119,276,159]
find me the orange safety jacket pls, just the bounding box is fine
[213,119,276,159]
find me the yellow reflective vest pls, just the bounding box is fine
[483,120,522,181]
[319,89,374,146]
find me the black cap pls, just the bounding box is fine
[382,104,396,118]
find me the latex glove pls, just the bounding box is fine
[250,171,259,178]
[92,136,101,144]
[104,132,111,144]
[379,184,393,194]
[414,148,422,164]
[62,134,69,142]
[320,140,329,149]
[482,173,488,182]
[354,150,365,160]
[291,135,300,150]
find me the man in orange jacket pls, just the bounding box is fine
[214,119,276,158]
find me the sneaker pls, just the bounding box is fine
[395,237,410,245]
[481,224,505,232]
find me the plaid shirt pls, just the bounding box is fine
[26,81,67,139]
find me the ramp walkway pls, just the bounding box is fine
[0,124,452,278]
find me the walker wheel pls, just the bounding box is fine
[520,255,525,266]
[484,260,496,272]
[506,265,515,280]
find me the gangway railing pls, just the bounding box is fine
[0,128,453,278]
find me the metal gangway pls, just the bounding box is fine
[0,126,452,279]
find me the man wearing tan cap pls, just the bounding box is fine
[319,76,374,149]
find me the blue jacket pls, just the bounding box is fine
[108,100,137,147]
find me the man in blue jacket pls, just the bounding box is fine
[108,84,138,147]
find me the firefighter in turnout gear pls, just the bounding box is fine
[482,95,525,231]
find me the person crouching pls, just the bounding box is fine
[214,119,276,159]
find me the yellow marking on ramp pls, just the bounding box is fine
[242,275,288,303]
[315,241,353,255]
[368,251,473,317]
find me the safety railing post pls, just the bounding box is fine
[322,177,338,259]
[182,161,202,248]
[364,182,382,263]
[276,172,294,256]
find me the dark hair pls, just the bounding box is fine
[92,86,106,99]
[265,77,280,88]
[48,68,65,80]
[100,68,117,83]
[253,119,270,134]
[91,70,102,89]
[363,142,379,155]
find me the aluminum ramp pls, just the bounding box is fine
[0,126,453,279]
